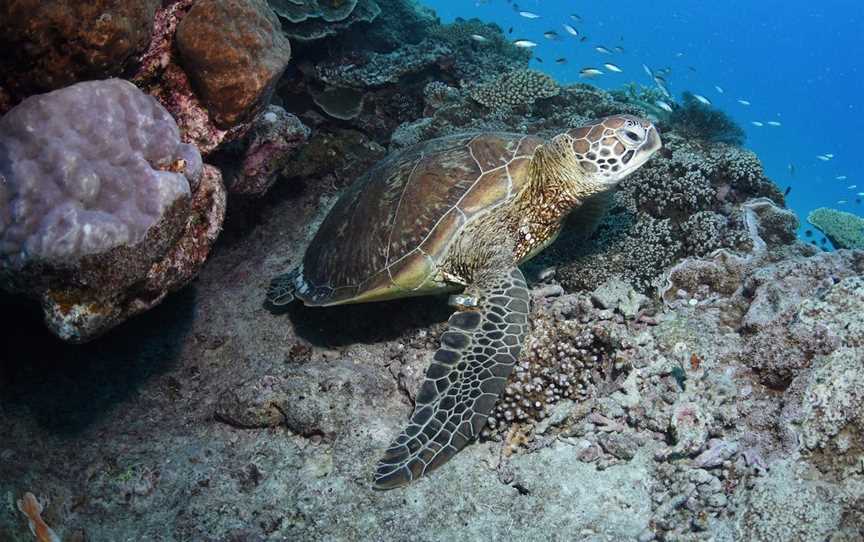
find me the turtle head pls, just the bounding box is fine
[564,114,661,187]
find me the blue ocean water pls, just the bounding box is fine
[422,0,863,241]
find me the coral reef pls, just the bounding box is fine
[270,0,381,41]
[216,105,311,196]
[469,69,560,111]
[668,92,747,146]
[176,0,292,128]
[550,134,790,294]
[3,1,862,540]
[0,0,160,111]
[132,0,245,154]
[807,207,864,249]
[0,79,224,342]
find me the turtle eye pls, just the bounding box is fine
[624,130,641,142]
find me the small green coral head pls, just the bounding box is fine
[564,114,661,187]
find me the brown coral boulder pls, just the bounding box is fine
[176,0,293,128]
[0,0,160,108]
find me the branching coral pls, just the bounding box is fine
[469,69,559,110]
[668,92,746,146]
[807,207,864,250]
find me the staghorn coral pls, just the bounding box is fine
[668,92,746,146]
[469,69,559,110]
[807,207,864,249]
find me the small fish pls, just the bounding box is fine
[836,175,848,180]
[603,63,623,73]
[519,10,540,19]
[555,57,568,64]
[512,39,538,48]
[595,46,613,54]
[805,229,813,237]
[675,52,685,57]
[508,27,513,34]
[838,200,847,204]
[858,192,864,196]
[715,85,724,94]
[766,121,782,126]
[655,100,674,112]
[788,163,796,176]
[817,155,832,161]
[751,121,764,127]
[826,153,835,158]
[784,186,791,196]
[569,14,582,22]
[579,36,588,42]
[858,198,862,204]
[17,493,61,542]
[820,238,827,244]
[579,67,603,78]
[688,66,697,72]
[470,34,489,43]
[543,31,559,40]
[693,94,712,106]
[643,64,654,77]
[562,24,579,37]
[613,46,625,53]
[738,99,751,106]
[848,184,858,189]
[535,57,543,63]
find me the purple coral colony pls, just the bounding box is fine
[0,1,861,541]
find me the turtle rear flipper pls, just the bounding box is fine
[266,268,301,306]
[373,267,530,489]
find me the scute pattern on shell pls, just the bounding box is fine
[298,132,543,305]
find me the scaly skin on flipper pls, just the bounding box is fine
[374,266,529,489]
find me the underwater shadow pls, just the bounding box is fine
[273,293,454,348]
[0,288,195,436]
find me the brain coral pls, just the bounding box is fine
[0,79,223,342]
[470,69,559,110]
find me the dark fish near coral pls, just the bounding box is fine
[784,186,791,196]
[508,26,513,34]
[820,237,827,244]
[805,229,812,237]
[555,57,567,64]
[535,57,543,63]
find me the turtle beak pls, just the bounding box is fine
[644,126,662,155]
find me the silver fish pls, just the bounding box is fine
[563,24,579,37]
[580,67,603,78]
[519,11,540,19]
[603,63,623,73]
[512,39,538,48]
[655,100,674,112]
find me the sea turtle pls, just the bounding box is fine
[267,114,661,489]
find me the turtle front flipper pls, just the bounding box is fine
[373,267,530,489]
[266,268,301,306]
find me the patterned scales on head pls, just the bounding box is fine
[267,114,661,488]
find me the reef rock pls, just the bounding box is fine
[221,105,311,196]
[0,0,160,110]
[176,0,293,129]
[0,79,225,342]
